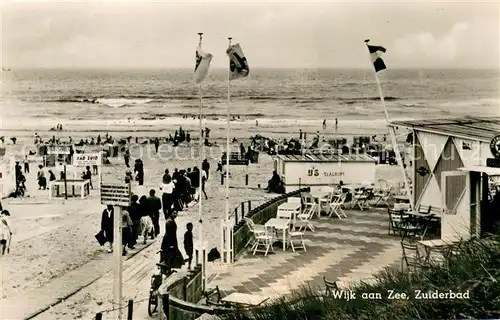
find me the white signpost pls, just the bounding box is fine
[101,183,131,320]
[73,153,102,189]
[48,145,70,199]
[47,145,70,155]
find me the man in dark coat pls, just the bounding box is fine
[128,195,142,245]
[147,189,162,237]
[202,159,210,180]
[101,205,114,253]
[134,159,144,186]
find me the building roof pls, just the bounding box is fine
[277,153,375,163]
[389,117,500,142]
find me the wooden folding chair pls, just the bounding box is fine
[401,241,424,272]
[328,193,347,219]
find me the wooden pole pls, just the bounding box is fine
[64,164,67,200]
[113,205,123,320]
[225,37,232,264]
[127,300,133,320]
[197,31,206,289]
[365,40,412,210]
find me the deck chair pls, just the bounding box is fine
[328,193,347,219]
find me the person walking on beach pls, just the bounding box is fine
[184,222,194,270]
[154,138,160,153]
[322,119,327,129]
[201,169,208,200]
[124,149,130,168]
[202,159,210,180]
[134,159,144,186]
[82,166,93,190]
[160,176,175,219]
[101,205,114,253]
[121,208,134,255]
[128,195,142,245]
[160,211,183,270]
[1,210,12,255]
[335,118,338,130]
[37,165,47,190]
[23,156,29,174]
[147,189,162,238]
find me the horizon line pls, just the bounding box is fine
[3,66,499,71]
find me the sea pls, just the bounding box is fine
[1,68,499,133]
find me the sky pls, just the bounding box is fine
[1,0,499,69]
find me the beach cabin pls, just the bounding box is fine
[275,153,376,193]
[389,117,500,241]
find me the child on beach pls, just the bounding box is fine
[184,222,194,270]
[1,210,12,255]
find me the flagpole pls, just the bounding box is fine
[197,32,206,289]
[225,37,232,263]
[365,40,412,209]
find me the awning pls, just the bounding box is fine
[458,166,500,176]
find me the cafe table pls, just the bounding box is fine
[418,239,457,262]
[265,218,290,251]
[277,202,301,226]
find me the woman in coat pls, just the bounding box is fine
[101,205,114,253]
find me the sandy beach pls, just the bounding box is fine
[0,120,407,319]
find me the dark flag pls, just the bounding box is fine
[226,43,249,80]
[365,40,387,72]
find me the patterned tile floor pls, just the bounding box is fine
[207,208,402,299]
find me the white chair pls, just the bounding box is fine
[321,186,334,194]
[245,218,266,249]
[277,209,292,220]
[288,231,307,252]
[310,186,322,194]
[287,197,301,204]
[301,193,317,215]
[329,193,348,219]
[353,189,370,211]
[252,225,276,256]
[296,196,316,232]
[318,191,334,215]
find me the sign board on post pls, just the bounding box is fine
[48,146,70,155]
[100,183,131,207]
[100,182,131,320]
[73,153,101,167]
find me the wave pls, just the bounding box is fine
[96,98,154,107]
[139,112,266,120]
[25,95,399,104]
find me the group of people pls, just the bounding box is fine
[99,191,195,270]
[159,161,210,218]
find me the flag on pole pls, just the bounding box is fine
[226,43,249,80]
[365,40,386,72]
[194,46,213,84]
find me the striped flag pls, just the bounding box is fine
[226,43,249,80]
[194,46,213,84]
[365,40,386,72]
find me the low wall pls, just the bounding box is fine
[158,265,236,320]
[232,188,310,258]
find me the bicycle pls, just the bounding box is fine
[148,251,176,316]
